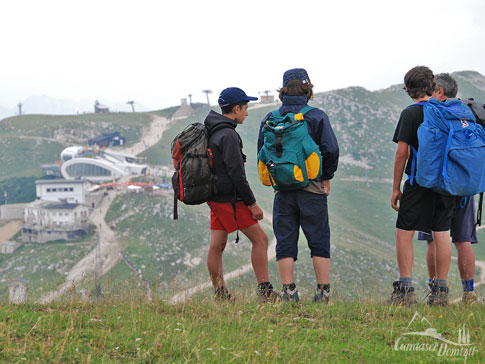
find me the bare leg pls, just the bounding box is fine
[433,231,452,280]
[395,229,415,277]
[312,256,330,284]
[207,230,228,289]
[455,241,475,281]
[426,240,436,279]
[241,223,269,284]
[277,257,295,285]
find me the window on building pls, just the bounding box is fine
[47,188,51,192]
[66,163,112,177]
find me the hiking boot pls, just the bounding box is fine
[427,284,449,306]
[281,286,300,302]
[258,289,281,303]
[312,287,330,304]
[214,286,233,302]
[387,281,417,306]
[462,291,478,305]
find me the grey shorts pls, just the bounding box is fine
[417,195,478,243]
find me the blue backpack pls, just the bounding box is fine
[258,106,322,191]
[411,98,485,196]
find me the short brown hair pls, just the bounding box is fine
[404,66,435,99]
[278,80,313,101]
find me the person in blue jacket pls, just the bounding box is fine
[257,68,339,302]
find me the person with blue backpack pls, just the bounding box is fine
[417,73,479,305]
[389,66,455,306]
[257,68,339,303]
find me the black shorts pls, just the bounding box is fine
[417,195,478,243]
[396,180,455,234]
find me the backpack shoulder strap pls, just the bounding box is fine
[298,105,316,115]
[271,109,282,118]
[407,102,426,108]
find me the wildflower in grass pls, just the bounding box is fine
[136,338,142,342]
[255,351,260,355]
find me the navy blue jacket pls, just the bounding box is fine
[257,95,339,180]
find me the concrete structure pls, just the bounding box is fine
[9,280,28,304]
[261,95,275,103]
[35,179,87,204]
[94,100,110,113]
[60,146,147,182]
[0,203,27,220]
[0,241,22,254]
[22,200,90,243]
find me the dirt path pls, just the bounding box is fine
[0,220,21,243]
[40,190,121,303]
[123,114,173,156]
[170,209,276,304]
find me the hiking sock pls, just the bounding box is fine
[398,277,413,289]
[283,283,296,291]
[215,286,228,297]
[258,282,273,294]
[435,279,447,288]
[462,280,474,292]
[317,283,330,292]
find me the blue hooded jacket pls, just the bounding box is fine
[257,95,339,180]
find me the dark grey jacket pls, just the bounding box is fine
[204,110,256,205]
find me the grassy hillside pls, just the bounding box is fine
[1,71,485,304]
[0,111,157,180]
[0,299,483,363]
[0,233,95,299]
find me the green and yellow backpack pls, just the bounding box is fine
[257,106,322,191]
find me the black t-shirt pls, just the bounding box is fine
[392,103,425,176]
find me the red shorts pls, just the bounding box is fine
[207,201,258,233]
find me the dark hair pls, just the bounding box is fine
[278,80,313,101]
[221,101,248,115]
[403,66,435,99]
[434,73,458,98]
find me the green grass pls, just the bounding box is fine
[0,299,483,363]
[0,234,94,300]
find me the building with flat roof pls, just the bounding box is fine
[35,179,87,204]
[22,200,90,243]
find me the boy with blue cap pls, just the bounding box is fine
[204,87,278,302]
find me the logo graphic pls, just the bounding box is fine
[394,312,478,357]
[461,119,469,128]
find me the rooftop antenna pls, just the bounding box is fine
[202,90,212,106]
[126,101,135,112]
[188,94,193,105]
[18,102,23,115]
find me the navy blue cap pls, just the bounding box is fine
[218,87,258,107]
[283,68,311,87]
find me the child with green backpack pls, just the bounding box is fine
[257,68,339,302]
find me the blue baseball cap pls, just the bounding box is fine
[283,68,311,87]
[218,87,258,107]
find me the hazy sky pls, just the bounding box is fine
[1,0,485,110]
